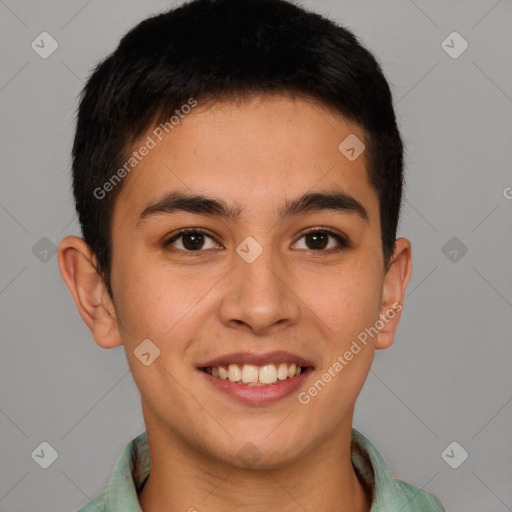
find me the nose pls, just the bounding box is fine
[218,241,301,335]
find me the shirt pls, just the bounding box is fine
[77,428,445,511]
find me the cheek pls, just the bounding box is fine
[111,252,216,350]
[109,253,172,343]
[297,259,383,341]
[300,265,381,416]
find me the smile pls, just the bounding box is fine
[203,362,305,386]
[198,351,315,404]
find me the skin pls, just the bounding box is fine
[58,94,412,512]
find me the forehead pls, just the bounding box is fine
[113,94,378,226]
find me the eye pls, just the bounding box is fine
[164,227,350,255]
[164,229,221,253]
[293,228,350,252]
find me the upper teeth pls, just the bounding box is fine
[206,363,303,385]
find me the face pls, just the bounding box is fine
[103,94,396,467]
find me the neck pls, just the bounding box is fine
[138,418,371,512]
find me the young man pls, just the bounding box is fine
[58,0,445,510]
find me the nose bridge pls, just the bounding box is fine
[239,241,282,298]
[219,236,300,332]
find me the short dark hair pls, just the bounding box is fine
[72,0,404,298]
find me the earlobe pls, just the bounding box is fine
[376,238,413,350]
[57,235,122,349]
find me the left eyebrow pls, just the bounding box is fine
[137,189,369,225]
[279,190,368,222]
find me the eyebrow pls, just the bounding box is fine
[137,189,369,225]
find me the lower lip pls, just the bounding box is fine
[200,367,313,405]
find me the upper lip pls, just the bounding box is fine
[198,350,315,369]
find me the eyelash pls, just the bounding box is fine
[163,227,350,256]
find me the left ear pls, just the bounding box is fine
[376,237,412,350]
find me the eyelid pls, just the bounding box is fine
[292,226,351,252]
[296,225,349,243]
[164,226,351,253]
[164,227,221,249]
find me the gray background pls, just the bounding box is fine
[1,0,511,510]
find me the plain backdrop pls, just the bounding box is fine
[1,1,511,511]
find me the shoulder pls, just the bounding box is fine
[393,479,445,511]
[350,428,445,512]
[77,491,107,512]
[75,431,149,511]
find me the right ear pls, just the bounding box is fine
[57,235,122,348]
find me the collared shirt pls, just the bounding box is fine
[78,428,444,511]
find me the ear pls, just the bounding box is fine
[57,235,122,349]
[376,237,412,350]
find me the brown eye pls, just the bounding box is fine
[294,229,349,252]
[165,229,220,252]
[304,231,329,250]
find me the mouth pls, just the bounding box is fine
[202,362,307,386]
[198,351,314,404]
